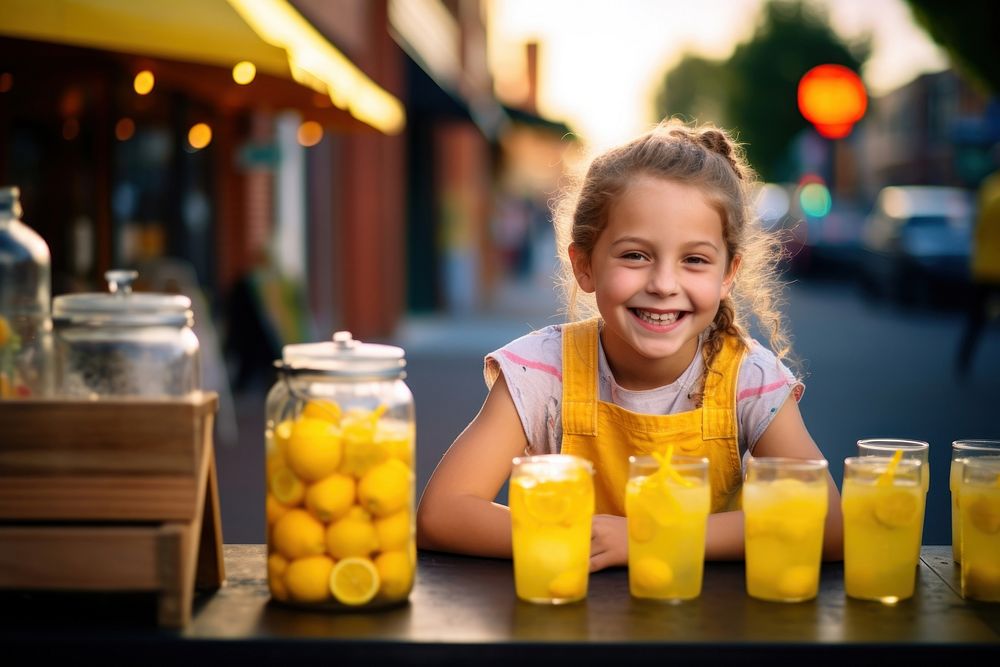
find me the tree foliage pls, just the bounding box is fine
[655,55,728,127]
[653,0,869,182]
[904,0,999,94]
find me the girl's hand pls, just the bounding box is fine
[590,514,628,571]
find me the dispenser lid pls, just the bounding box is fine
[52,270,193,327]
[280,331,405,379]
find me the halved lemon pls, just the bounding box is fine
[329,557,380,606]
[269,467,306,506]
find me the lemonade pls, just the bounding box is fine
[951,460,964,562]
[842,456,924,603]
[626,453,710,602]
[264,400,416,608]
[743,458,829,602]
[857,439,929,561]
[959,456,1000,602]
[951,440,1000,563]
[509,454,594,604]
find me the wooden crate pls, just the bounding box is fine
[0,392,225,627]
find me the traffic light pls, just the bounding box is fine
[798,64,867,139]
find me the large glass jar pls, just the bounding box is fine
[265,331,416,610]
[52,269,200,397]
[0,186,53,398]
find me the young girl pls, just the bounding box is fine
[417,119,843,571]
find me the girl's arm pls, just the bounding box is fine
[416,373,529,557]
[751,395,844,561]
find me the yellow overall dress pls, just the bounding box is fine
[560,318,745,516]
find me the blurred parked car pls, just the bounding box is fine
[858,185,973,306]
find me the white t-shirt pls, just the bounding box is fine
[485,324,803,459]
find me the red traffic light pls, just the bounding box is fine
[798,64,867,139]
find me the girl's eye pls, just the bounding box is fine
[621,251,647,261]
[685,256,709,265]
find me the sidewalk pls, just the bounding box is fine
[386,274,565,355]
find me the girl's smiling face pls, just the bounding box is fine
[570,175,739,389]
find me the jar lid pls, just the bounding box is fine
[52,269,193,327]
[280,331,406,379]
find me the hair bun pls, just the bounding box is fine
[697,129,743,180]
[698,129,731,158]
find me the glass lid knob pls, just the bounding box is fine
[105,269,139,296]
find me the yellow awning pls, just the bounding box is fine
[0,0,405,134]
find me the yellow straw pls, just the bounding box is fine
[877,449,904,487]
[653,444,695,488]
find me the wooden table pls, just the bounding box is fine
[1,545,997,664]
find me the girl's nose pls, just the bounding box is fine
[646,264,679,295]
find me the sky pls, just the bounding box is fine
[486,0,950,151]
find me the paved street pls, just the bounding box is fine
[217,273,1000,547]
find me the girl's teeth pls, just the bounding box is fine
[637,310,678,324]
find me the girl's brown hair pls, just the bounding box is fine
[552,118,793,402]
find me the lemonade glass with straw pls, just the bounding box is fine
[958,455,1000,602]
[857,438,928,561]
[743,457,829,602]
[510,454,595,604]
[626,448,710,602]
[951,440,1000,563]
[842,452,924,603]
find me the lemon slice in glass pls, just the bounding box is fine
[968,498,1000,534]
[330,557,380,606]
[874,489,919,528]
[524,486,572,524]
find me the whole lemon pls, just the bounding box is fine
[374,509,411,552]
[326,506,379,559]
[375,550,414,600]
[272,509,327,560]
[301,399,342,424]
[358,458,411,517]
[305,474,356,523]
[266,493,291,525]
[631,556,674,592]
[287,417,343,481]
[284,555,335,603]
[267,553,290,601]
[548,568,587,599]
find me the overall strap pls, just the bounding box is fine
[701,334,746,440]
[561,318,600,437]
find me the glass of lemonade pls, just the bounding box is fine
[959,455,1000,602]
[951,440,1000,563]
[857,438,929,559]
[842,456,924,603]
[509,454,595,604]
[626,453,710,602]
[743,457,829,602]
